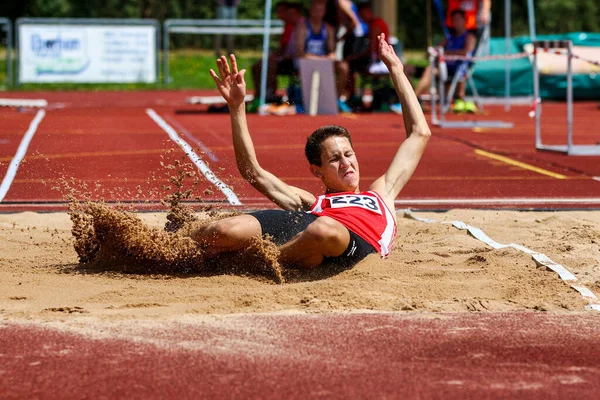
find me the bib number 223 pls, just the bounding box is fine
[330,195,382,214]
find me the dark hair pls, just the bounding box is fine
[305,125,353,166]
[287,3,304,14]
[323,0,339,29]
[450,9,466,19]
[357,2,373,12]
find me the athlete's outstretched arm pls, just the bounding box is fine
[369,34,431,204]
[210,55,316,211]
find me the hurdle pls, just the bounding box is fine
[533,40,600,156]
[429,47,515,129]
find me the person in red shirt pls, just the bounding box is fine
[193,34,431,269]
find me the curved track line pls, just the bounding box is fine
[145,108,241,206]
[0,110,46,202]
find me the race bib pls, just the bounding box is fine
[329,194,382,215]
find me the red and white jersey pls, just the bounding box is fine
[309,190,397,257]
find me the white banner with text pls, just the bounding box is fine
[19,24,157,83]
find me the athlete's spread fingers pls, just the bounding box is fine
[235,69,246,84]
[230,54,238,75]
[209,69,221,85]
[216,59,226,80]
[221,55,231,76]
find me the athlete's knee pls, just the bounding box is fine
[200,216,260,248]
[304,217,347,247]
[335,61,349,75]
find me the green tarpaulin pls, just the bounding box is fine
[471,33,600,99]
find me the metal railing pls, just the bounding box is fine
[0,18,12,88]
[163,19,284,85]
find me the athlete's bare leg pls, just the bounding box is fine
[415,65,432,97]
[189,214,262,257]
[335,61,350,99]
[251,55,278,99]
[278,216,350,269]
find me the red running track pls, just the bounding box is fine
[0,91,599,211]
[2,313,600,399]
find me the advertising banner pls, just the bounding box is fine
[19,24,157,83]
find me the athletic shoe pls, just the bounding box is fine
[390,103,403,114]
[368,60,389,75]
[464,101,478,113]
[268,103,297,116]
[337,99,352,113]
[452,99,466,113]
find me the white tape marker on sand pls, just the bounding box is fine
[146,109,241,205]
[403,209,600,311]
[0,109,46,202]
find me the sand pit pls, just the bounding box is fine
[1,207,599,322]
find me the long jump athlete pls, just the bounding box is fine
[191,34,430,269]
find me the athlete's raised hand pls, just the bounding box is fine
[210,54,247,108]
[378,34,403,71]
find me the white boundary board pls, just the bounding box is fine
[298,58,338,116]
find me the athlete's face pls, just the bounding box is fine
[310,3,326,21]
[312,136,360,193]
[276,5,288,22]
[452,13,466,32]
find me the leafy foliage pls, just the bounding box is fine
[1,0,599,49]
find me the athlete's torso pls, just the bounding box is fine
[305,20,328,56]
[445,31,471,68]
[309,191,396,257]
[446,31,469,52]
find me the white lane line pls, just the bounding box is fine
[146,109,241,205]
[395,198,600,206]
[163,115,219,162]
[0,110,46,202]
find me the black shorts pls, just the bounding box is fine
[249,210,376,266]
[349,57,371,73]
[277,59,297,75]
[343,34,369,59]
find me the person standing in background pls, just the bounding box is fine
[215,0,241,57]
